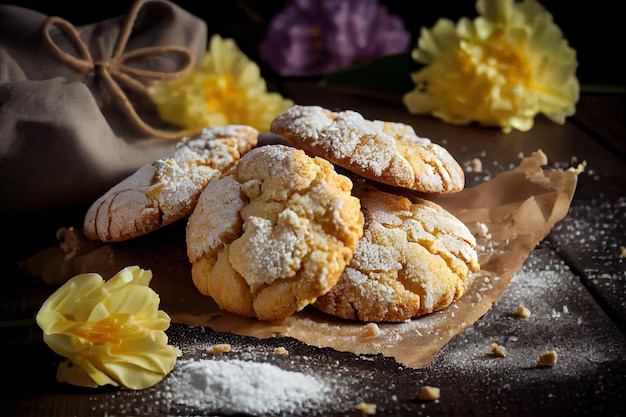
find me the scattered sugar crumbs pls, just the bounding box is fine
[516,305,531,318]
[417,386,440,401]
[197,344,231,355]
[537,350,558,367]
[205,343,290,356]
[274,346,289,355]
[355,402,377,415]
[470,158,483,173]
[362,322,380,337]
[491,343,506,358]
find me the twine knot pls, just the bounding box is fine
[42,0,200,139]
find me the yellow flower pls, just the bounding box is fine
[35,266,181,390]
[149,34,294,132]
[403,0,579,133]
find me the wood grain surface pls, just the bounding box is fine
[2,81,625,417]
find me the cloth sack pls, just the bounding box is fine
[0,0,207,217]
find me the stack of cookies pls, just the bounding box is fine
[83,105,480,323]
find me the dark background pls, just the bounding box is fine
[4,0,623,90]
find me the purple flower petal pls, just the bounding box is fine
[259,0,411,76]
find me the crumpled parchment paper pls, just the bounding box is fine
[19,149,579,368]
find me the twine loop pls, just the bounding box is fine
[42,0,199,139]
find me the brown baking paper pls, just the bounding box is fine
[20,149,579,369]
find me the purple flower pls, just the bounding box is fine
[259,0,411,77]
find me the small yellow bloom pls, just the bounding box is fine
[36,266,181,390]
[149,34,294,132]
[403,0,579,133]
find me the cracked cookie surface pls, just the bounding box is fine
[313,181,480,322]
[270,105,465,193]
[83,125,258,242]
[186,144,364,321]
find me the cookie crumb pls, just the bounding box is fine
[517,305,531,318]
[362,323,380,337]
[210,344,232,355]
[619,246,626,259]
[491,343,506,358]
[471,157,483,173]
[537,350,558,367]
[355,402,377,415]
[417,386,440,401]
[475,222,490,238]
[273,346,289,355]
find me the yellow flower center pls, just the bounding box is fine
[203,75,248,122]
[403,0,579,132]
[74,315,125,346]
[457,27,533,86]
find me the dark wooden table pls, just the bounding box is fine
[1,81,624,417]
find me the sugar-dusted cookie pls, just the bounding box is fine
[313,181,480,322]
[84,125,258,242]
[270,105,465,193]
[186,144,364,321]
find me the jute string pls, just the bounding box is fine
[42,0,201,139]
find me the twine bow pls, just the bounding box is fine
[42,0,201,140]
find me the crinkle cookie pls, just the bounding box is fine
[313,182,480,322]
[269,105,465,193]
[186,144,364,321]
[84,125,258,242]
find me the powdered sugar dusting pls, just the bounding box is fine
[270,105,464,192]
[432,249,621,376]
[272,105,396,175]
[550,196,626,325]
[166,358,332,415]
[83,125,257,242]
[155,125,258,218]
[314,187,478,322]
[186,175,245,262]
[187,144,363,320]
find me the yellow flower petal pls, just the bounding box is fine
[36,266,181,390]
[403,0,579,132]
[149,34,294,132]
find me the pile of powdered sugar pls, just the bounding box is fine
[163,358,334,415]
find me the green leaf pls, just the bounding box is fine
[580,84,626,95]
[318,53,422,104]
